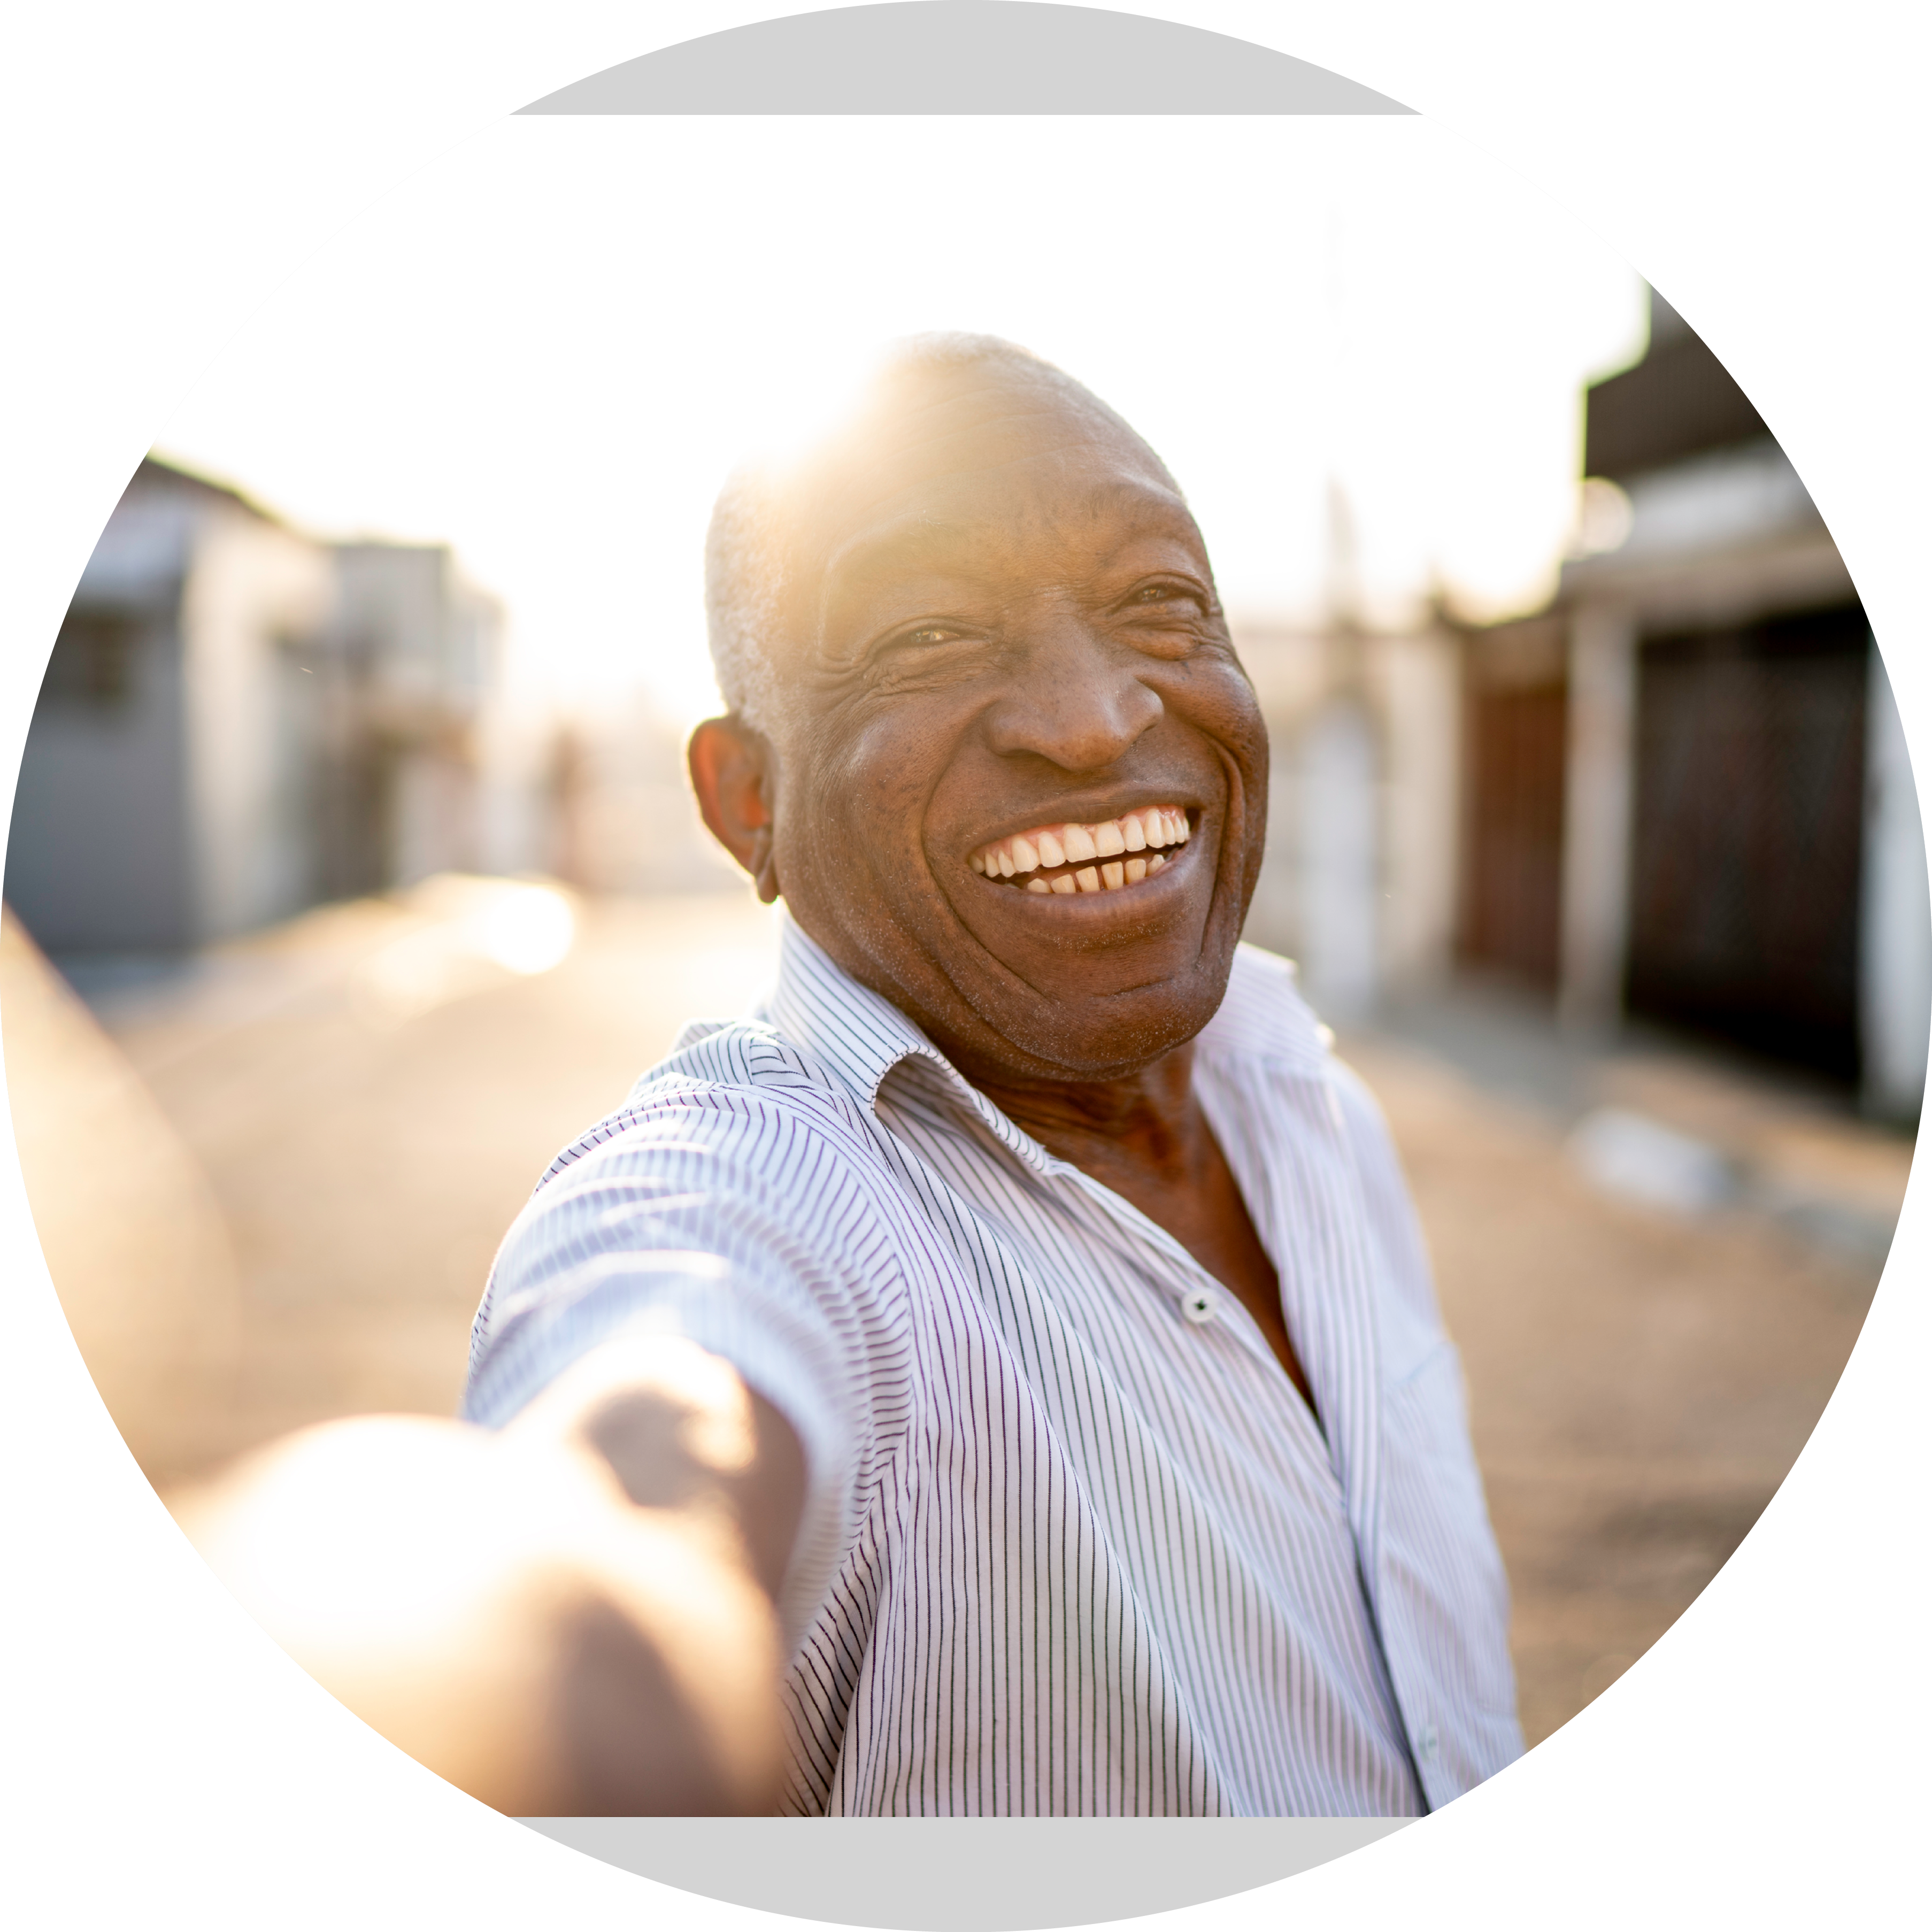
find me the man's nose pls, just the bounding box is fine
[981,618,1164,773]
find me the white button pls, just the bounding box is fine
[1414,1723,1439,1764]
[1181,1287,1219,1326]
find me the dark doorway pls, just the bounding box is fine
[1626,604,1869,1082]
[1459,628,1568,992]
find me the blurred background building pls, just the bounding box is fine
[542,697,736,898]
[1240,287,1928,1126]
[4,457,545,957]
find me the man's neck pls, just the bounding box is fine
[959,1043,1209,1188]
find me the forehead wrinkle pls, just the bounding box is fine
[817,474,1197,612]
[825,520,994,606]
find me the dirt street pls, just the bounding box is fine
[1337,1031,1888,1746]
[4,887,1900,1756]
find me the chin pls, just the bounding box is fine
[974,950,1237,1081]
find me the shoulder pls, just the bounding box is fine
[1206,946,1410,1208]
[529,1015,889,1196]
[1210,946,1449,1352]
[1199,942,1334,1073]
[1224,939,1307,1017]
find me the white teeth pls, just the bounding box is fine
[1148,853,1166,874]
[973,806,1191,890]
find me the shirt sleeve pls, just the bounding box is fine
[461,1086,897,1650]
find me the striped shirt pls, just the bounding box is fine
[463,915,1522,1815]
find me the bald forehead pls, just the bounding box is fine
[802,362,1169,513]
[781,365,1180,606]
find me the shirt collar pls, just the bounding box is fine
[760,914,1060,1172]
[759,911,1335,1167]
[1195,943,1337,1082]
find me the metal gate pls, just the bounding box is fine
[1458,623,1568,991]
[1626,603,1869,1081]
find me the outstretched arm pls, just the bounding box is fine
[170,1336,807,1815]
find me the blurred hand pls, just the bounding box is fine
[169,1338,805,1815]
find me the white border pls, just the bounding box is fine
[2,4,1922,1924]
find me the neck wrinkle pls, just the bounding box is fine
[965,1041,1206,1183]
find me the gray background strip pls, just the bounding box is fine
[516,3,1414,115]
[518,1818,1415,1928]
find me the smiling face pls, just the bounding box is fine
[698,357,1270,1087]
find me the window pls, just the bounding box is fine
[41,607,140,711]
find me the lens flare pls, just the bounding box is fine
[470,884,575,976]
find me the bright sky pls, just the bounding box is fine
[154,116,1646,733]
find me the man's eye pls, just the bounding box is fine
[1129,585,1199,612]
[903,626,957,647]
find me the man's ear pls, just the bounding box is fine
[688,717,781,904]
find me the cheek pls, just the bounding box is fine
[1234,699,1271,790]
[849,714,943,810]
[1160,663,1269,771]
[791,706,953,873]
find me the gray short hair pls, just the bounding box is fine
[704,333,1080,734]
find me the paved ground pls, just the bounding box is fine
[4,886,1906,1757]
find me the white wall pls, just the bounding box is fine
[1236,626,1326,963]
[181,508,336,938]
[1558,602,1638,1030]
[1236,625,1463,1015]
[1297,696,1381,1023]
[1861,642,1931,1120]
[1374,630,1463,995]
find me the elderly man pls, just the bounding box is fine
[183,335,1521,1818]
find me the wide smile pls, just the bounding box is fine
[968,805,1193,897]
